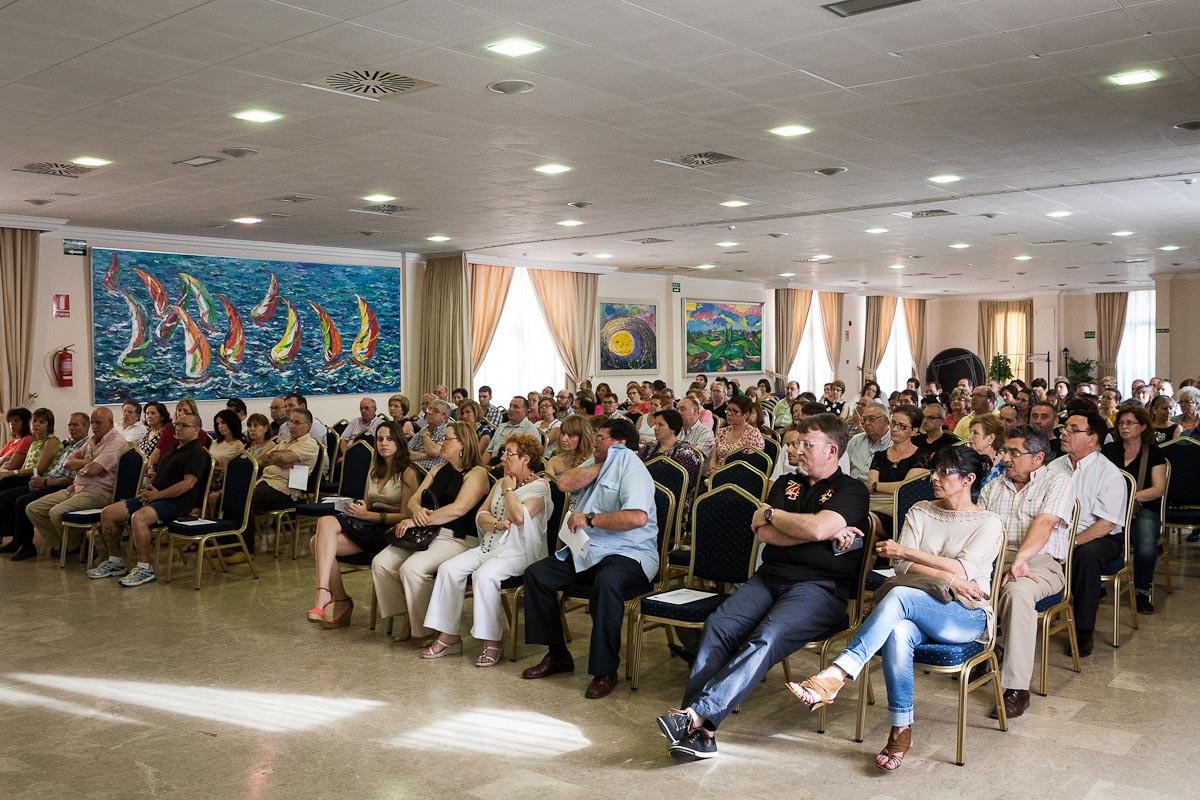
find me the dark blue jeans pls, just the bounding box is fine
[1130,507,1160,593]
[683,575,846,730]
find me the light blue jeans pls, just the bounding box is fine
[833,586,986,726]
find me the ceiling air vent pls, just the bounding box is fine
[793,257,833,263]
[631,266,666,271]
[14,162,93,178]
[278,195,316,203]
[1025,239,1069,245]
[350,204,414,215]
[621,237,672,245]
[325,70,431,96]
[823,0,923,18]
[892,209,955,218]
[658,152,743,169]
[723,249,749,254]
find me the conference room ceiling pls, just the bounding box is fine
[2,0,1200,295]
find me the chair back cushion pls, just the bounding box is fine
[114,448,146,500]
[691,485,759,584]
[709,461,767,500]
[895,474,936,533]
[221,454,258,524]
[340,441,375,500]
[725,447,770,475]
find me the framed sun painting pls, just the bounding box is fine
[597,300,658,373]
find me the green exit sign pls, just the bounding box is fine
[1083,330,1096,339]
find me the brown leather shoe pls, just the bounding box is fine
[584,673,618,699]
[991,688,1030,719]
[521,653,575,680]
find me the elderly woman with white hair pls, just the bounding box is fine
[1170,385,1200,439]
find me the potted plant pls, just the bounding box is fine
[988,354,1014,384]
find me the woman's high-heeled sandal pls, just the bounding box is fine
[786,674,845,711]
[420,637,463,659]
[875,726,912,772]
[475,645,503,668]
[308,587,332,622]
[320,596,353,629]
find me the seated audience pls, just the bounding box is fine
[277,392,328,449]
[422,433,551,664]
[710,396,766,472]
[388,393,418,439]
[1148,395,1179,443]
[485,396,541,464]
[0,412,88,561]
[244,413,276,460]
[843,401,891,482]
[0,407,61,495]
[1170,385,1200,438]
[268,396,287,437]
[534,397,560,455]
[206,409,246,514]
[545,415,595,478]
[117,400,147,445]
[913,403,955,453]
[226,397,247,421]
[967,413,1007,498]
[135,402,169,457]
[408,399,451,471]
[0,408,33,470]
[457,400,494,455]
[867,404,928,498]
[238,408,320,563]
[149,398,210,474]
[823,379,849,418]
[372,422,489,643]
[638,408,702,520]
[767,426,801,490]
[478,385,506,428]
[339,397,382,453]
[789,446,1004,772]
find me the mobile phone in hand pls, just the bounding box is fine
[832,535,864,556]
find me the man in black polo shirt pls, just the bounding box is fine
[89,413,210,587]
[655,413,869,759]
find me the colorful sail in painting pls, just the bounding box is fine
[349,294,378,367]
[154,311,179,345]
[102,253,120,295]
[307,301,344,370]
[114,290,149,377]
[178,273,218,332]
[131,268,171,318]
[168,304,211,381]
[268,298,302,369]
[215,294,245,370]
[251,272,280,326]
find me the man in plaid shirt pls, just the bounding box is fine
[979,424,1074,720]
[477,385,506,428]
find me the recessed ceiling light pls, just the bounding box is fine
[778,272,796,277]
[949,243,971,249]
[887,264,905,270]
[814,254,832,260]
[71,156,111,167]
[425,235,451,242]
[716,241,738,247]
[1158,245,1181,251]
[486,38,543,57]
[1014,255,1033,261]
[695,264,716,270]
[768,124,813,137]
[362,193,396,203]
[557,219,584,226]
[1046,210,1072,218]
[1109,69,1158,86]
[928,174,961,184]
[232,217,262,224]
[487,79,536,94]
[1111,230,1134,236]
[534,163,571,174]
[173,155,224,167]
[720,200,749,207]
[864,228,888,234]
[234,109,283,123]
[594,253,613,259]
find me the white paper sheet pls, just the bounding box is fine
[173,518,212,527]
[872,568,896,578]
[648,588,718,605]
[557,516,590,560]
[288,465,310,491]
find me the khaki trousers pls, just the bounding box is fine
[998,552,1065,690]
[24,488,110,551]
[371,531,473,639]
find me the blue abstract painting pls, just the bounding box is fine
[90,248,400,403]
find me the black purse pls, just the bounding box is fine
[385,489,441,551]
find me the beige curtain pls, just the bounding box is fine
[468,262,515,378]
[415,253,471,393]
[860,295,898,380]
[818,291,843,378]
[979,299,1034,382]
[0,228,38,438]
[903,297,926,379]
[1095,292,1128,378]
[773,288,812,377]
[527,268,598,386]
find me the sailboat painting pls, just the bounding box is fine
[90,248,400,402]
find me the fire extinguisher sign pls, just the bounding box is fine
[52,294,70,318]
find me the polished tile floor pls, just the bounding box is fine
[4,539,1197,800]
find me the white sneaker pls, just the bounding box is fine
[118,564,156,587]
[86,559,127,579]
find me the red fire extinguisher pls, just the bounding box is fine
[54,346,74,387]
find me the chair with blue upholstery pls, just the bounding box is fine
[146,454,216,570]
[709,460,768,501]
[1099,470,1139,647]
[164,453,260,589]
[1035,500,1081,696]
[1155,460,1173,597]
[893,473,936,536]
[61,447,146,569]
[500,482,570,661]
[645,457,691,583]
[761,437,780,472]
[629,484,760,690]
[854,550,1009,765]
[299,440,374,525]
[1160,437,1200,542]
[262,443,326,560]
[725,447,771,477]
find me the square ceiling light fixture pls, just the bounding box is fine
[487,38,543,57]
[823,0,922,17]
[173,155,224,167]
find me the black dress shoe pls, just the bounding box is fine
[521,653,575,680]
[0,540,19,553]
[668,643,697,667]
[1136,593,1154,615]
[991,688,1030,719]
[585,673,618,699]
[1075,630,1094,658]
[11,546,36,561]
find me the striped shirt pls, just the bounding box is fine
[979,464,1075,561]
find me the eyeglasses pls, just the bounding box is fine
[1116,420,1142,427]
[932,468,964,478]
[889,420,912,430]
[1002,448,1031,457]
[861,416,885,424]
[796,440,833,450]
[443,436,460,442]
[501,450,520,459]
[1063,426,1090,435]
[175,422,198,429]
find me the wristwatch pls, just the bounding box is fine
[763,507,774,524]
[586,512,596,527]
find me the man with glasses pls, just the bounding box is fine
[1052,411,1127,657]
[409,399,451,471]
[676,397,715,471]
[913,403,956,454]
[654,413,868,760]
[979,426,1074,718]
[87,413,210,587]
[954,386,996,439]
[485,396,541,465]
[842,400,891,482]
[706,380,729,427]
[240,408,321,562]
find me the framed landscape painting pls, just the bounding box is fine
[598,300,658,372]
[683,299,763,375]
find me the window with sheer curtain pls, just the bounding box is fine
[474,268,567,400]
[876,300,915,395]
[1116,290,1155,394]
[788,292,832,394]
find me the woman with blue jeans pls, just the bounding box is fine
[788,446,1004,772]
[1102,404,1167,614]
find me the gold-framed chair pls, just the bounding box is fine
[1099,470,1139,646]
[1160,437,1200,543]
[1154,460,1173,597]
[854,549,1009,766]
[61,448,146,569]
[262,442,326,559]
[724,447,771,477]
[146,453,216,569]
[709,460,768,501]
[163,453,260,589]
[1035,500,1082,696]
